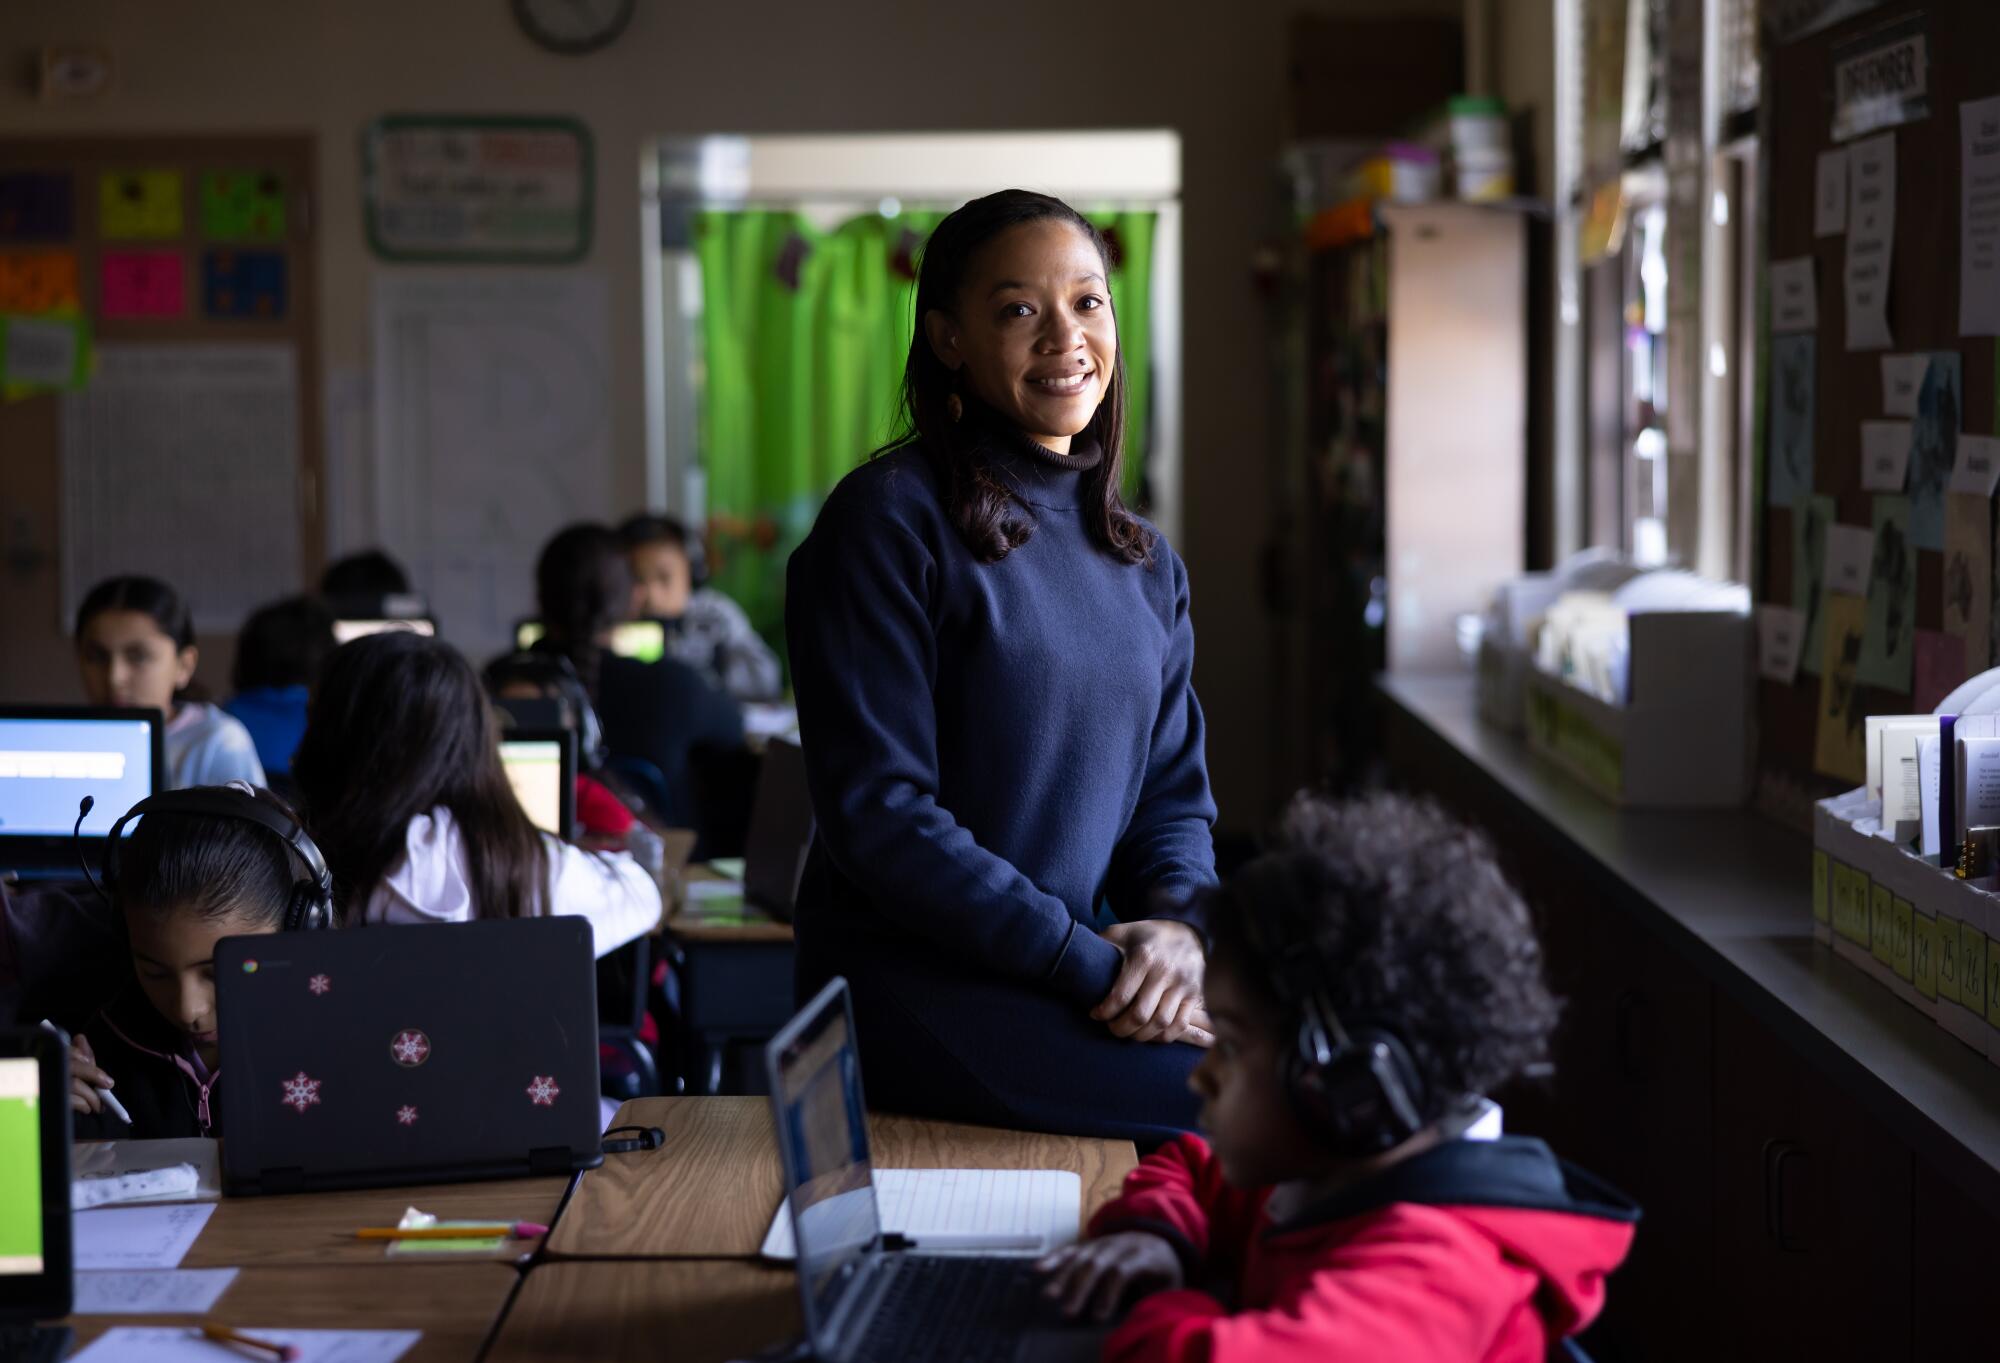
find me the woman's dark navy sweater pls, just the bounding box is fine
[785,425,1218,1014]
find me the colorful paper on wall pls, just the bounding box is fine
[98,171,183,240]
[201,249,285,319]
[1960,95,2000,336]
[0,312,90,395]
[1816,592,1870,783]
[0,250,79,313]
[1758,604,1808,684]
[1944,492,1993,671]
[100,251,185,319]
[1796,493,1836,675]
[1845,132,1896,351]
[199,171,286,241]
[1771,257,1819,332]
[1858,495,1917,692]
[1768,335,1816,506]
[0,172,73,241]
[1860,419,1912,491]
[1816,148,1849,236]
[1915,631,1966,712]
[1910,352,1963,549]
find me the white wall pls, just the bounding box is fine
[1,0,1460,833]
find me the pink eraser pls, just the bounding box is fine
[514,1221,550,1237]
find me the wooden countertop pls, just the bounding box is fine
[486,1260,796,1363]
[178,1175,572,1268]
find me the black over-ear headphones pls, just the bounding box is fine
[1238,889,1428,1159]
[78,787,335,933]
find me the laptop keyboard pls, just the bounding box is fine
[0,1324,71,1363]
[856,1255,1045,1363]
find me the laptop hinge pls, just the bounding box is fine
[260,1166,306,1194]
[528,1145,573,1175]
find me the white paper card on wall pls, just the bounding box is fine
[5,316,79,385]
[1817,148,1849,235]
[1771,257,1819,332]
[1846,132,1897,351]
[1861,420,1914,491]
[1757,604,1807,683]
[1950,434,2000,497]
[1961,95,2000,335]
[1826,524,1876,597]
[1881,353,1933,416]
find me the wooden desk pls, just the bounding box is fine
[179,1175,572,1268]
[66,1263,517,1362]
[665,867,795,1091]
[545,1096,1138,1260]
[489,1260,794,1363]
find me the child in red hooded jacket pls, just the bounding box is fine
[1037,792,1638,1363]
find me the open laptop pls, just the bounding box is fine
[514,618,667,663]
[500,728,577,841]
[695,738,814,922]
[0,1028,73,1363]
[216,917,604,1194]
[0,706,162,882]
[332,616,437,645]
[765,980,1108,1363]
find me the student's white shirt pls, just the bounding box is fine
[360,806,661,957]
[165,701,267,790]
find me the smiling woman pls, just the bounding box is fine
[785,190,1219,1147]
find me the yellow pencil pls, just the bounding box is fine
[353,1221,548,1240]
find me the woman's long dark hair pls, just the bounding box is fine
[535,523,625,697]
[291,631,547,924]
[75,576,196,650]
[114,788,306,930]
[881,189,1153,565]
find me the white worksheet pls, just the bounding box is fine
[73,1203,214,1271]
[761,1169,1081,1260]
[67,1328,421,1363]
[72,1269,239,1315]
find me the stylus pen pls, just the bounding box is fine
[897,1233,1046,1253]
[39,1018,134,1127]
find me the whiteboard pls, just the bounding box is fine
[371,272,612,661]
[61,343,302,632]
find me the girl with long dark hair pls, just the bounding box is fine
[786,190,1218,1144]
[290,631,659,954]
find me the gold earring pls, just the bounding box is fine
[947,393,964,423]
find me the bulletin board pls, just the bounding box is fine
[1758,3,2000,800]
[0,136,321,699]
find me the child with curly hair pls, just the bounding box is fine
[1037,792,1638,1362]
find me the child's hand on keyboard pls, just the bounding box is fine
[1036,1230,1185,1321]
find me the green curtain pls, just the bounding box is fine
[694,206,1158,661]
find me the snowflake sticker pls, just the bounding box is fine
[525,1075,561,1107]
[395,1105,419,1126]
[280,1071,322,1114]
[389,1029,431,1067]
[308,974,331,996]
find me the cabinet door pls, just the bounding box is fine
[1914,1155,2000,1357]
[1711,992,1912,1362]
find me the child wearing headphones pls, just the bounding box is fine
[618,513,783,702]
[65,784,328,1139]
[1038,793,1637,1362]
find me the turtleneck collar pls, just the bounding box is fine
[966,403,1102,511]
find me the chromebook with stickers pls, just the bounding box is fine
[216,917,603,1194]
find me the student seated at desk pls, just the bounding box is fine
[63,784,322,1139]
[619,512,783,702]
[291,630,660,955]
[320,546,412,603]
[1038,794,1638,1363]
[224,593,337,784]
[534,523,744,835]
[76,575,265,790]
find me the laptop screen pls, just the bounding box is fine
[769,981,880,1348]
[0,712,157,839]
[0,1058,41,1277]
[514,619,667,664]
[333,617,437,645]
[500,738,566,837]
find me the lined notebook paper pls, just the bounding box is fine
[760,1169,1082,1260]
